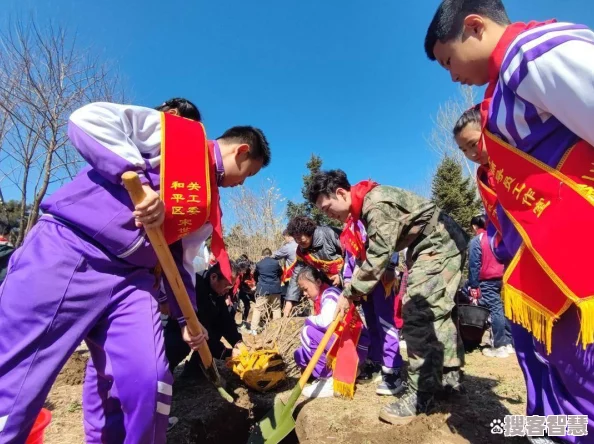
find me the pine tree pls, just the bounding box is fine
[431,155,482,236]
[286,154,342,227]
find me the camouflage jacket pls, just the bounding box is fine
[343,185,440,299]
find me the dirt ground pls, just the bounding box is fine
[44,340,526,444]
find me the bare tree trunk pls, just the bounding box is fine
[16,160,30,246]
[26,143,54,236]
[0,17,126,246]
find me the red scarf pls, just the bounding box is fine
[339,180,378,261]
[313,283,330,315]
[232,274,241,296]
[207,142,232,282]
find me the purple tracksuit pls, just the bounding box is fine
[0,103,210,443]
[343,222,402,372]
[294,286,369,378]
[486,22,594,441]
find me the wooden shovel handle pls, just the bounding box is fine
[297,311,344,389]
[121,172,214,368]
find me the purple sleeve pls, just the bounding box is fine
[342,221,366,282]
[342,250,356,283]
[67,103,161,185]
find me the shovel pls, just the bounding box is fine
[248,311,344,444]
[122,171,233,403]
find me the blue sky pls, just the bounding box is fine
[3,0,594,220]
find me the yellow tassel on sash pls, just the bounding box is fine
[503,284,594,353]
[333,380,355,399]
[502,284,555,354]
[576,298,594,349]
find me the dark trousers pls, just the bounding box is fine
[478,280,512,348]
[238,291,252,322]
[163,318,228,374]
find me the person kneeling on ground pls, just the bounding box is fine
[284,216,344,317]
[164,261,242,378]
[294,267,343,398]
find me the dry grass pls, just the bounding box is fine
[242,298,310,377]
[44,356,86,444]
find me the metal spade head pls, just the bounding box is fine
[247,399,296,444]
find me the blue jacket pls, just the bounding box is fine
[254,256,283,295]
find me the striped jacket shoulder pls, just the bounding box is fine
[501,22,594,88]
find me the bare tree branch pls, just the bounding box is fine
[222,179,287,260]
[425,85,478,179]
[0,16,126,245]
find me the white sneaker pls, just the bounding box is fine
[302,377,335,398]
[505,344,515,354]
[482,346,510,358]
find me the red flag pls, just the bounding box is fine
[327,305,363,399]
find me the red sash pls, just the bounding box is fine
[327,305,363,399]
[160,113,211,245]
[160,113,231,280]
[340,180,378,261]
[283,249,344,282]
[340,218,367,261]
[483,130,594,352]
[281,259,295,284]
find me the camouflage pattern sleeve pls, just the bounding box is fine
[345,203,401,299]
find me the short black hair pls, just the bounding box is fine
[453,106,481,137]
[282,229,290,237]
[208,260,238,281]
[218,126,271,167]
[306,169,351,204]
[425,0,510,60]
[155,97,202,121]
[286,216,317,238]
[262,248,272,256]
[236,255,251,272]
[470,214,486,229]
[297,266,324,284]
